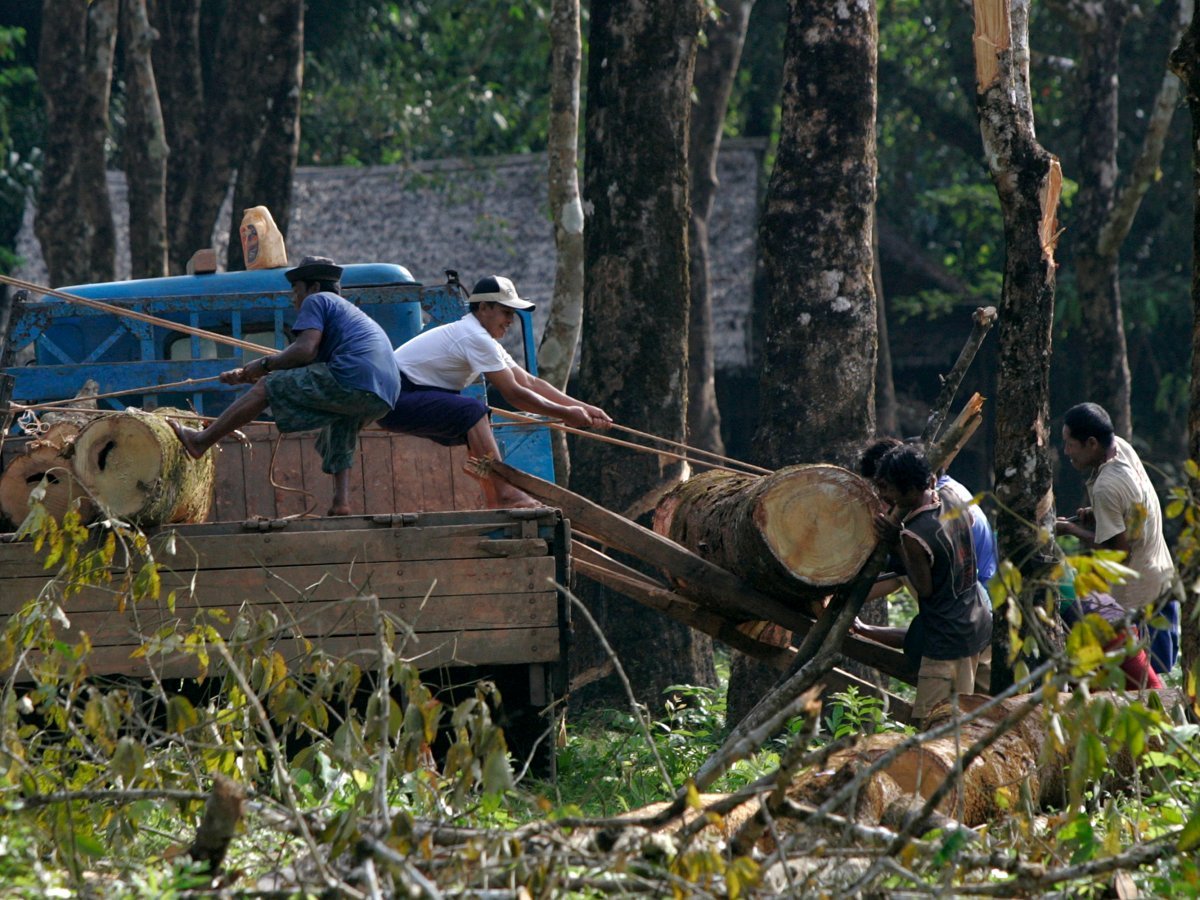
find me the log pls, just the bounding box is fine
[70,408,214,524]
[0,423,96,526]
[653,464,880,601]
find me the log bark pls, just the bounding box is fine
[70,409,214,524]
[652,465,879,602]
[0,423,96,526]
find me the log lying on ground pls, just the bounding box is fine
[71,408,214,525]
[653,465,880,602]
[785,689,1183,830]
[0,423,96,526]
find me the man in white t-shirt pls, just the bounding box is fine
[378,275,611,507]
[1055,402,1180,674]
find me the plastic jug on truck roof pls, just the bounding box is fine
[239,206,288,270]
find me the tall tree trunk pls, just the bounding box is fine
[149,0,205,273]
[687,0,754,456]
[873,218,899,436]
[735,0,878,721]
[1168,8,1200,721]
[121,0,169,279]
[35,0,118,286]
[972,0,1062,692]
[223,0,304,272]
[574,0,713,708]
[539,0,585,485]
[752,0,878,471]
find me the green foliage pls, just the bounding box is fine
[824,685,907,740]
[300,1,554,165]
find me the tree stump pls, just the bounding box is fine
[0,423,96,527]
[71,408,215,524]
[653,465,880,602]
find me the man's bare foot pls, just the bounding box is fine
[326,504,351,516]
[168,419,207,460]
[492,479,541,510]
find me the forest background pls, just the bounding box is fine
[0,0,1199,895]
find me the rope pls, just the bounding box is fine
[0,273,775,478]
[489,407,768,476]
[0,272,276,355]
[29,375,225,408]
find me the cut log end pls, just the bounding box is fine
[755,465,880,587]
[0,424,96,526]
[72,409,214,524]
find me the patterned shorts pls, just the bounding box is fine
[264,363,390,473]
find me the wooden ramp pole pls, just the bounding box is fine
[476,458,839,634]
[572,539,914,686]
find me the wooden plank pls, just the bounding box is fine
[347,435,368,515]
[271,432,309,518]
[5,556,557,612]
[390,433,424,513]
[241,434,281,518]
[488,460,840,635]
[211,436,247,522]
[359,431,396,515]
[51,626,562,681]
[298,433,333,516]
[449,444,487,510]
[55,590,561,646]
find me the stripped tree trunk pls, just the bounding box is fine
[751,0,878,472]
[35,0,118,286]
[539,0,585,485]
[653,465,879,602]
[1168,11,1200,714]
[121,0,169,279]
[972,0,1062,691]
[71,409,214,524]
[687,0,755,456]
[574,0,713,707]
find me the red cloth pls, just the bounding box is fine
[1105,633,1164,690]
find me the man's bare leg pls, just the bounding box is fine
[328,469,351,516]
[464,418,539,509]
[169,382,270,459]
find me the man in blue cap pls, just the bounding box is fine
[170,255,400,516]
[377,275,611,507]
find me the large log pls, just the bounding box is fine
[70,408,214,524]
[0,423,96,527]
[653,465,880,601]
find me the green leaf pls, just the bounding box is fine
[1178,810,1200,852]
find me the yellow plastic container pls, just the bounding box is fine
[239,206,288,270]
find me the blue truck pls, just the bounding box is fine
[0,264,571,771]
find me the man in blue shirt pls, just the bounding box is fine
[170,256,400,516]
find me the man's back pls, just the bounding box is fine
[1087,435,1174,610]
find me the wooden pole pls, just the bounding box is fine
[921,305,997,445]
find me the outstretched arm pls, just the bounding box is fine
[508,367,612,428]
[219,329,322,384]
[485,367,609,429]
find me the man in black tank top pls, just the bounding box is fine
[867,444,993,726]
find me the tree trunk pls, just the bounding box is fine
[121,0,169,279]
[751,0,878,471]
[149,0,205,273]
[539,0,585,486]
[35,0,118,286]
[687,0,754,456]
[872,218,899,436]
[223,0,304,272]
[972,0,1062,692]
[0,423,96,527]
[652,466,878,602]
[574,0,712,708]
[71,409,214,524]
[1168,11,1200,711]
